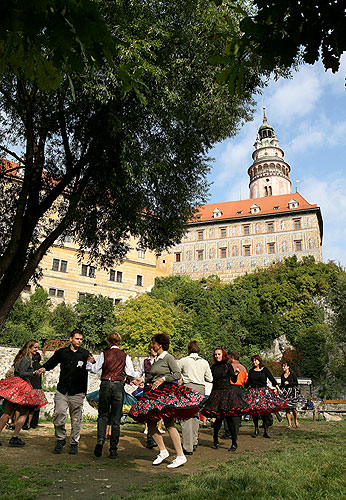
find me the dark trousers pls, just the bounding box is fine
[97,380,124,451]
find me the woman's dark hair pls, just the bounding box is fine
[152,333,170,351]
[251,354,264,368]
[212,347,229,364]
[188,340,200,354]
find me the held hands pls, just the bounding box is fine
[33,367,46,376]
[151,378,164,390]
[87,355,96,364]
[131,378,143,386]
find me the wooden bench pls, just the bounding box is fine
[317,400,346,420]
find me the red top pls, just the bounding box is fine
[101,348,127,382]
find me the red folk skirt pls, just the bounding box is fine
[0,377,48,408]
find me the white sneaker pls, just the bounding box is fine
[143,429,148,435]
[167,455,187,469]
[158,428,165,434]
[152,449,169,465]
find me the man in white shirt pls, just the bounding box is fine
[177,340,213,455]
[87,332,141,458]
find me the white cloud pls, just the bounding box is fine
[268,66,322,124]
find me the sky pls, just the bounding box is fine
[207,54,346,268]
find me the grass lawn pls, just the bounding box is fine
[117,420,346,500]
[0,420,345,500]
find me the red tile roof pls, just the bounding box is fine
[192,193,319,223]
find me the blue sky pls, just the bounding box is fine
[207,55,346,268]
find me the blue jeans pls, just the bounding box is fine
[97,380,124,451]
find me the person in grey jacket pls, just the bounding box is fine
[0,340,47,447]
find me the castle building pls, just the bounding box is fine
[3,110,324,304]
[168,110,323,281]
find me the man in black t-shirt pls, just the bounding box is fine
[37,329,91,455]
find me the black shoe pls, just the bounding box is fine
[109,449,118,459]
[193,445,198,451]
[263,431,271,438]
[9,437,25,447]
[221,433,231,439]
[251,428,259,438]
[94,443,103,457]
[53,439,66,454]
[22,425,31,431]
[182,448,193,456]
[212,442,220,449]
[146,442,158,449]
[69,444,78,454]
[228,444,238,452]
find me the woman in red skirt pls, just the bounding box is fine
[0,340,47,447]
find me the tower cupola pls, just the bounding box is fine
[248,107,291,198]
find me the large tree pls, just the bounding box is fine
[0,0,267,330]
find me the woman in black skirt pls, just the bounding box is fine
[244,354,286,438]
[280,362,306,428]
[200,348,248,452]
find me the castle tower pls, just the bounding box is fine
[248,107,291,198]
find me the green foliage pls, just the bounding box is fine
[74,294,115,346]
[115,295,175,355]
[0,0,115,90]
[1,288,52,346]
[49,302,77,338]
[150,258,345,388]
[211,0,346,93]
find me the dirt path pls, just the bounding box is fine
[1,422,280,499]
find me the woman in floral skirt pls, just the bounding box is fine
[200,348,248,452]
[280,361,306,428]
[0,340,47,447]
[129,333,204,469]
[244,354,286,438]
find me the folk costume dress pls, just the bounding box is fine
[0,357,47,408]
[129,351,204,423]
[280,371,306,410]
[200,361,248,419]
[244,367,286,416]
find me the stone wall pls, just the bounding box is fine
[0,345,100,417]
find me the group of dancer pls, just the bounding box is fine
[0,329,306,468]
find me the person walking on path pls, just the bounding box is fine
[0,340,47,447]
[177,340,212,455]
[36,329,91,455]
[87,332,141,459]
[129,333,204,469]
[280,361,306,429]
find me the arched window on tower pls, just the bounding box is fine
[265,186,268,197]
[268,186,272,196]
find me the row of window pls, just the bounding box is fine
[49,288,123,305]
[192,218,302,242]
[175,239,308,262]
[51,259,143,286]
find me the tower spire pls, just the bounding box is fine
[248,109,291,198]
